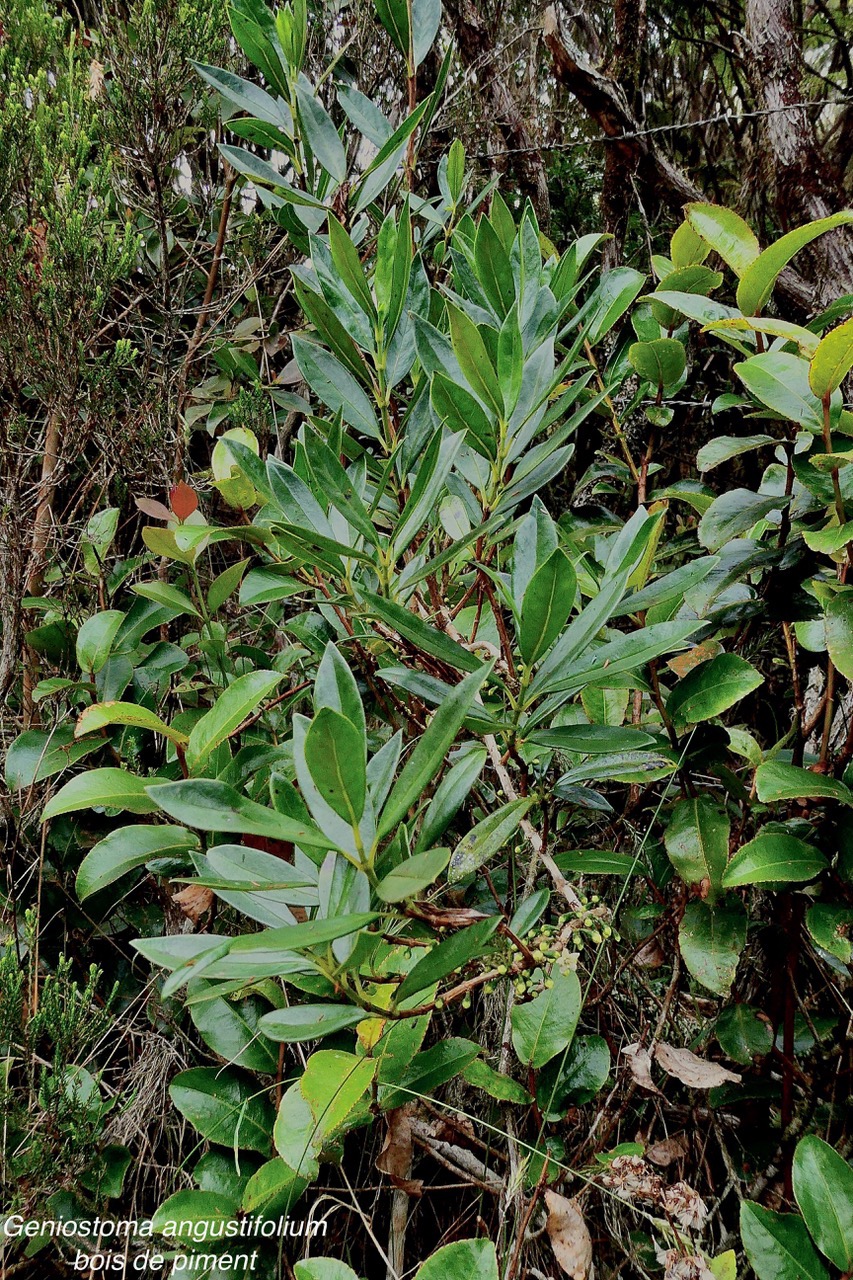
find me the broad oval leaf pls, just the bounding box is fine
[169,1066,274,1152]
[43,768,161,821]
[666,653,763,725]
[77,824,199,900]
[740,1201,829,1280]
[664,795,729,902]
[375,846,452,902]
[792,1135,853,1271]
[685,203,760,277]
[722,831,827,888]
[414,1239,499,1280]
[510,969,582,1070]
[678,900,746,995]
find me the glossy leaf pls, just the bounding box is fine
[722,831,827,888]
[792,1135,853,1270]
[679,901,746,995]
[510,969,582,1069]
[666,653,763,725]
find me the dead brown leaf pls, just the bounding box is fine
[172,883,213,923]
[654,1043,741,1089]
[376,1105,422,1196]
[646,1133,689,1167]
[545,1190,593,1280]
[667,640,722,678]
[622,1042,662,1094]
[88,59,104,99]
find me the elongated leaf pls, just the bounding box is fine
[735,352,825,432]
[810,315,853,399]
[738,213,853,316]
[755,761,853,807]
[696,435,776,472]
[375,846,451,902]
[381,1038,481,1110]
[448,799,532,882]
[519,549,576,666]
[5,728,101,790]
[259,1004,365,1042]
[416,747,487,851]
[358,589,482,673]
[77,824,199,899]
[304,707,366,824]
[698,488,787,551]
[76,610,125,674]
[43,768,161,820]
[664,796,729,902]
[75,700,187,747]
[397,916,500,1003]
[147,779,336,850]
[377,663,492,841]
[229,912,379,955]
[292,335,381,439]
[295,76,346,182]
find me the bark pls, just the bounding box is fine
[444,0,551,227]
[744,0,853,302]
[542,5,816,310]
[600,0,648,270]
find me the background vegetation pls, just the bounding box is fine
[2,1,853,1278]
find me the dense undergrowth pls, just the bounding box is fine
[2,1,853,1278]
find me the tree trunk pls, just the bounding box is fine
[444,0,551,227]
[744,0,853,302]
[600,0,648,269]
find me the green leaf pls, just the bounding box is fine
[416,747,488,852]
[295,76,346,182]
[553,850,645,876]
[77,824,199,899]
[715,1004,773,1065]
[146,779,336,850]
[738,213,853,316]
[447,304,503,419]
[735,352,825,432]
[685,203,760,277]
[698,488,787,551]
[131,580,200,616]
[755,761,853,807]
[414,1240,498,1280]
[664,795,729,902]
[519,549,576,666]
[169,1067,274,1152]
[315,642,366,739]
[192,60,290,127]
[825,594,853,681]
[377,663,492,841]
[448,799,532,882]
[304,707,366,824]
[292,334,381,439]
[228,913,379,955]
[810,315,853,399]
[75,700,187,747]
[628,339,686,387]
[397,916,501,1003]
[722,831,827,888]
[258,1004,365,1042]
[296,1260,360,1280]
[793,1136,853,1270]
[375,846,452,902]
[4,728,101,790]
[43,768,161,821]
[208,558,250,613]
[696,434,776,472]
[741,1203,829,1280]
[242,1156,308,1218]
[679,901,746,995]
[670,220,711,269]
[536,1034,610,1115]
[510,969,582,1069]
[151,1190,238,1240]
[188,981,280,1073]
[76,610,125,674]
[462,1058,532,1105]
[806,903,853,962]
[666,653,763,725]
[529,725,656,754]
[381,1038,481,1110]
[583,267,646,345]
[358,589,482,673]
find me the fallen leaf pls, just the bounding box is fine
[646,1133,689,1167]
[667,640,722,678]
[654,1043,741,1089]
[172,883,213,923]
[634,938,665,968]
[622,1042,662,1094]
[376,1105,422,1196]
[545,1191,593,1280]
